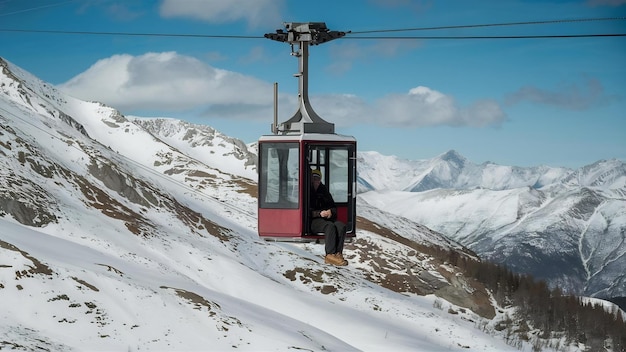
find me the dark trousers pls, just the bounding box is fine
[311,218,346,255]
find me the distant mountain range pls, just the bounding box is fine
[358,149,626,301]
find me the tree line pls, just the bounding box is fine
[450,252,626,351]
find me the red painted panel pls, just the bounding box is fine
[258,208,302,237]
[335,206,348,224]
[335,206,355,235]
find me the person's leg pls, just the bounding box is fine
[323,221,338,255]
[311,218,337,254]
[334,221,346,254]
[310,217,326,234]
[312,219,346,266]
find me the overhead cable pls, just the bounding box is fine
[347,17,626,34]
[344,33,626,40]
[0,28,262,39]
[0,17,625,40]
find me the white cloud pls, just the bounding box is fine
[58,53,504,128]
[58,52,273,114]
[271,87,506,128]
[309,87,505,128]
[159,0,284,28]
[311,94,371,127]
[504,78,613,111]
[374,87,452,126]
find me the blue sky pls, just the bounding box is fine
[1,0,625,168]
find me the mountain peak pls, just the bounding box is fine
[438,149,466,165]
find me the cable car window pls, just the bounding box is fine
[259,142,299,209]
[329,149,348,202]
[308,145,350,204]
[308,148,326,185]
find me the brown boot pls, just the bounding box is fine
[336,252,348,265]
[325,253,347,266]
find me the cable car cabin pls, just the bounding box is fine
[258,22,355,241]
[258,133,356,242]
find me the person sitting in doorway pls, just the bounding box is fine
[310,168,348,266]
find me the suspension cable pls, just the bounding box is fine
[344,33,626,40]
[347,17,626,35]
[0,17,624,41]
[0,28,262,39]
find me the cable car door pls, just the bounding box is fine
[305,143,356,236]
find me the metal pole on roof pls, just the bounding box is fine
[273,82,278,135]
[265,22,346,135]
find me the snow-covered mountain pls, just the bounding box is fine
[358,150,626,301]
[357,150,573,193]
[132,117,258,181]
[0,57,535,350]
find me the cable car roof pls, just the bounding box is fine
[258,133,356,143]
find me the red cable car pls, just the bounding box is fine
[258,23,357,242]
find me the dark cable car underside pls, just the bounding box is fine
[258,23,357,242]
